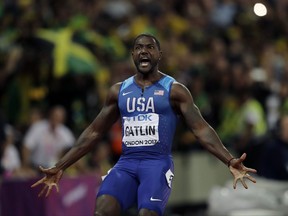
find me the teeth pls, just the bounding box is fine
[140,62,149,67]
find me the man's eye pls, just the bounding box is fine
[149,46,155,49]
[135,46,141,50]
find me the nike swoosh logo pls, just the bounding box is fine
[122,91,133,96]
[150,197,162,202]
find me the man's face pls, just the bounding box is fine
[132,36,162,74]
[49,107,65,127]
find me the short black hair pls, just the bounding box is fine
[133,33,161,50]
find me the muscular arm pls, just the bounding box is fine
[54,83,121,171]
[171,82,234,165]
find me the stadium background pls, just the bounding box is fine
[0,0,288,215]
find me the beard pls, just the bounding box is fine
[134,60,158,74]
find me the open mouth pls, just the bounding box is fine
[139,58,151,67]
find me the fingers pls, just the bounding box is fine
[38,184,48,197]
[45,185,52,197]
[37,183,59,197]
[245,167,257,173]
[31,167,62,198]
[55,184,59,193]
[32,177,59,197]
[239,153,247,162]
[233,178,238,189]
[234,174,256,190]
[246,174,257,183]
[241,178,248,189]
[241,173,257,189]
[31,177,46,188]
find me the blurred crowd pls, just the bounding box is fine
[0,0,288,181]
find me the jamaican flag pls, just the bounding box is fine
[35,27,101,78]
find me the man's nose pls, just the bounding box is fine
[140,47,148,54]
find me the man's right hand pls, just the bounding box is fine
[31,166,63,197]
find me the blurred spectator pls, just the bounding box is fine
[28,107,44,125]
[0,124,22,178]
[217,86,267,153]
[209,0,237,29]
[22,105,75,172]
[0,110,7,175]
[258,114,288,181]
[280,80,288,114]
[175,69,213,151]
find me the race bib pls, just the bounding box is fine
[123,113,159,147]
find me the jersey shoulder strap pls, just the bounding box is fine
[120,76,134,92]
[158,75,175,91]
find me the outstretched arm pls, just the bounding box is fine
[31,83,121,196]
[53,83,120,171]
[170,82,256,189]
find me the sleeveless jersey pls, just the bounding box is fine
[118,74,178,158]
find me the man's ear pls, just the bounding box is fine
[159,51,163,60]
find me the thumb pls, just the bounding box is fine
[239,153,247,162]
[39,166,46,172]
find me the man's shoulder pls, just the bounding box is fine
[170,80,192,102]
[170,80,189,91]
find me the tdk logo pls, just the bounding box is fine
[124,114,153,122]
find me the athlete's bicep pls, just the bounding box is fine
[170,82,208,132]
[90,83,121,133]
